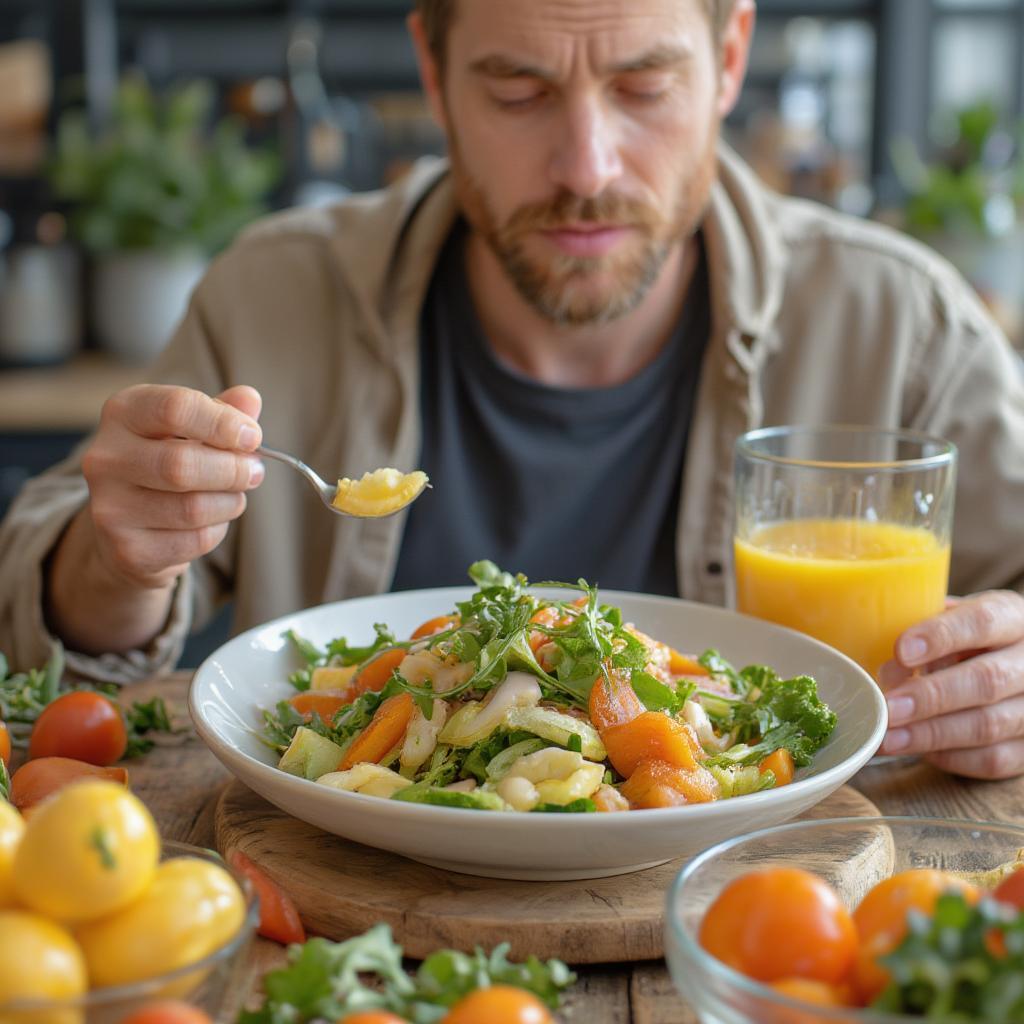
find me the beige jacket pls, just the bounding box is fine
[2,146,1023,681]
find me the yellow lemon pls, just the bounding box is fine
[76,856,246,991]
[13,780,159,924]
[0,909,87,1024]
[0,799,25,908]
[332,468,429,517]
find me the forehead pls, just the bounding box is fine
[449,0,711,71]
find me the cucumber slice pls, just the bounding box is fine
[279,726,344,780]
[391,785,507,811]
[504,707,606,761]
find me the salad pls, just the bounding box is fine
[263,561,837,813]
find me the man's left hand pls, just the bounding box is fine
[877,590,1024,778]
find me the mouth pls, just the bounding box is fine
[539,224,633,258]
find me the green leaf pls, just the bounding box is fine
[123,697,174,757]
[531,798,597,813]
[630,670,684,714]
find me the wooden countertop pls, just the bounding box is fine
[0,352,145,433]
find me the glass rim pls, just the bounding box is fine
[2,839,259,1013]
[667,814,1024,1024]
[736,425,957,472]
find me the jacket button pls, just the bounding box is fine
[706,561,723,576]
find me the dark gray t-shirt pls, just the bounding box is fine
[391,222,710,595]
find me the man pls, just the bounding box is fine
[1,0,1023,777]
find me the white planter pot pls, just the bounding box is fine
[92,249,208,365]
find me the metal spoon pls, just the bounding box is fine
[257,445,427,517]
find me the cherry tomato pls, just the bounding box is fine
[29,691,127,765]
[9,756,128,811]
[441,986,553,1024]
[0,720,10,765]
[119,1002,214,1024]
[228,850,305,945]
[852,868,980,1002]
[699,867,857,984]
[337,1014,409,1024]
[994,867,1024,910]
[769,977,849,1007]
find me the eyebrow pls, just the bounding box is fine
[469,44,693,82]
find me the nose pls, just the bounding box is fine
[548,95,624,199]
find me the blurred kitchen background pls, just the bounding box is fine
[1,0,1022,661]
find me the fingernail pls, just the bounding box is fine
[883,728,911,753]
[238,425,260,451]
[886,695,915,725]
[899,635,929,664]
[248,459,265,487]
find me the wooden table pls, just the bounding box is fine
[124,672,1023,1023]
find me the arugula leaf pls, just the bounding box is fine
[326,623,400,666]
[631,671,685,714]
[123,697,174,757]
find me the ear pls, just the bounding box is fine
[716,0,756,118]
[407,11,449,133]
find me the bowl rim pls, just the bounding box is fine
[189,587,888,827]
[2,838,259,1012]
[666,813,1024,1023]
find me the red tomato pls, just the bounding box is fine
[336,1014,409,1024]
[0,720,9,766]
[119,1002,213,1024]
[699,867,857,985]
[994,867,1024,910]
[442,987,553,1024]
[852,868,980,1002]
[227,850,305,945]
[9,757,128,811]
[29,691,127,766]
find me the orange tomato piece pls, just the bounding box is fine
[345,648,408,702]
[409,615,459,640]
[441,985,553,1024]
[699,867,858,985]
[528,605,562,654]
[759,748,795,787]
[851,868,980,1002]
[337,1014,409,1024]
[0,720,9,766]
[228,850,305,946]
[118,1002,213,1024]
[667,648,709,677]
[28,691,128,766]
[339,692,416,771]
[620,759,719,808]
[287,690,350,722]
[10,756,128,811]
[770,977,851,1007]
[588,666,645,732]
[601,712,701,778]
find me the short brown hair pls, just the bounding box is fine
[415,1,737,66]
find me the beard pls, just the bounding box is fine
[448,131,719,327]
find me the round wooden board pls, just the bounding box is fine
[215,781,883,964]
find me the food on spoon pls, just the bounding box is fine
[264,561,838,813]
[331,468,429,517]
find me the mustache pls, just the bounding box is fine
[501,191,661,235]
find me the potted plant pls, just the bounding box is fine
[48,76,280,364]
[893,102,1024,348]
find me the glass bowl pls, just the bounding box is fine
[666,816,1024,1024]
[2,840,259,1024]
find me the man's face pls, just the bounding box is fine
[434,0,727,326]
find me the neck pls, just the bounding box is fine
[463,230,699,389]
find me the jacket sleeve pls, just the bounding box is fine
[905,273,1024,598]
[0,278,235,681]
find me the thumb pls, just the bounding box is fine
[216,385,263,422]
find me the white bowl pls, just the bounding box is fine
[189,588,887,881]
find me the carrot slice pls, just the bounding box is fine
[667,648,710,677]
[228,850,306,945]
[344,648,408,701]
[601,712,702,778]
[620,758,719,808]
[339,692,416,771]
[759,748,795,787]
[410,615,459,640]
[287,690,349,721]
[588,666,645,732]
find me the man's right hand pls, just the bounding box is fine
[46,384,264,656]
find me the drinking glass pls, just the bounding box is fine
[733,425,957,682]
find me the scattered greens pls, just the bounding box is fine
[238,923,575,1024]
[873,892,1024,1021]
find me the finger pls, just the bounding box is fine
[111,523,232,578]
[217,385,262,423]
[93,487,247,532]
[104,385,262,451]
[880,693,1024,757]
[877,659,914,691]
[88,437,264,494]
[895,591,1024,668]
[926,739,1024,781]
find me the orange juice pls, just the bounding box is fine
[734,518,950,678]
